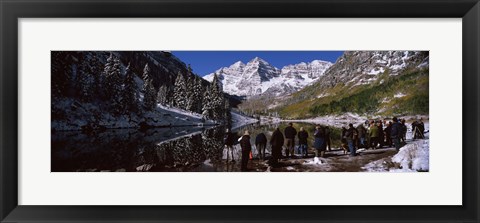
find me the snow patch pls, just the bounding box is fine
[304,157,323,165]
[391,140,429,171]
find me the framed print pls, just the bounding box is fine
[1,0,479,222]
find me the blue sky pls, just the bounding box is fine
[172,51,344,76]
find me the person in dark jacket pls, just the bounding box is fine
[284,123,297,158]
[412,120,419,139]
[297,127,309,157]
[384,121,392,147]
[324,126,331,151]
[224,129,236,162]
[269,128,284,167]
[390,117,404,151]
[418,119,425,139]
[313,125,326,158]
[255,132,268,160]
[356,124,367,148]
[239,130,252,171]
[345,123,358,156]
[377,121,384,148]
[401,119,407,143]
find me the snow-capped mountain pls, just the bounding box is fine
[203,57,332,97]
[315,51,429,89]
[275,51,430,118]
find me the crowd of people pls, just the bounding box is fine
[225,118,426,171]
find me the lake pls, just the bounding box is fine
[51,122,343,172]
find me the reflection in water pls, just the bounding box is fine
[52,123,341,172]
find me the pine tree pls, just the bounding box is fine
[142,64,156,111]
[224,99,232,128]
[76,53,97,102]
[210,74,226,121]
[156,85,169,106]
[173,72,188,110]
[51,52,72,98]
[142,63,151,82]
[144,79,156,111]
[102,53,115,100]
[192,77,204,114]
[122,63,138,113]
[185,76,195,112]
[202,86,212,120]
[89,54,104,99]
[103,55,123,114]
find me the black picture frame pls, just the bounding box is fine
[1,0,479,222]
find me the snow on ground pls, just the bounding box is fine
[391,139,429,171]
[362,139,429,172]
[363,122,429,172]
[157,104,204,120]
[231,111,259,130]
[52,98,215,131]
[286,113,369,127]
[304,157,324,165]
[394,92,406,98]
[367,67,385,75]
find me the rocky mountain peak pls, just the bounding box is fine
[204,57,333,97]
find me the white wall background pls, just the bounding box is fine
[18,18,462,205]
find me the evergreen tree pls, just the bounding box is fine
[192,77,204,114]
[173,72,188,110]
[156,85,169,106]
[89,54,104,99]
[185,76,195,112]
[210,74,226,121]
[51,52,73,98]
[122,63,138,113]
[76,53,97,102]
[142,63,151,82]
[202,86,212,120]
[102,53,114,99]
[103,55,123,114]
[224,99,232,128]
[142,64,157,111]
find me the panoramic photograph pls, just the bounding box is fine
[51,51,429,172]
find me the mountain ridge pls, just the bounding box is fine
[203,57,333,97]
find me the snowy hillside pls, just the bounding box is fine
[203,57,332,97]
[51,98,216,131]
[52,51,234,132]
[315,51,429,88]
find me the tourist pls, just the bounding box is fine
[239,130,252,171]
[284,123,297,158]
[298,127,309,157]
[391,117,404,151]
[313,125,326,158]
[356,124,367,148]
[255,132,267,160]
[224,128,236,162]
[377,121,384,148]
[325,126,332,151]
[345,123,358,156]
[418,118,425,139]
[401,119,407,143]
[384,121,392,147]
[369,120,380,149]
[269,128,284,167]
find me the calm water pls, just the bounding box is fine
[51,123,342,172]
